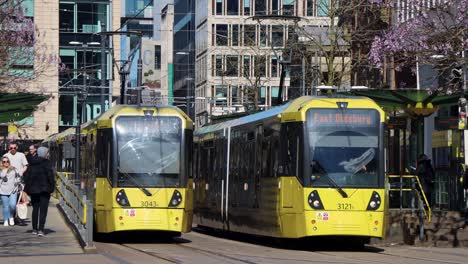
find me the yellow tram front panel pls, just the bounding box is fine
[302,188,385,238]
[94,178,193,233]
[277,177,386,239]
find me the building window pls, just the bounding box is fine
[260,25,268,47]
[59,3,75,32]
[255,0,267,16]
[59,2,109,33]
[243,0,251,16]
[259,86,266,105]
[226,55,239,77]
[125,0,153,17]
[271,25,283,47]
[216,24,228,46]
[255,56,266,77]
[307,0,315,16]
[271,86,279,102]
[154,45,161,69]
[271,0,279,15]
[77,3,107,33]
[59,95,77,126]
[243,25,256,46]
[318,0,330,17]
[232,86,241,104]
[215,55,223,76]
[283,0,294,16]
[243,55,251,77]
[214,85,228,106]
[271,56,278,77]
[216,0,223,15]
[227,0,239,15]
[232,24,239,46]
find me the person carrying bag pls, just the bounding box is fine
[0,156,21,226]
[16,191,28,220]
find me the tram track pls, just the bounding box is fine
[120,242,259,264]
[313,247,465,264]
[95,232,467,264]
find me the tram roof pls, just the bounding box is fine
[196,101,292,135]
[97,104,185,121]
[195,96,377,135]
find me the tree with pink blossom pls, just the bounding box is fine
[369,0,467,91]
[0,0,63,92]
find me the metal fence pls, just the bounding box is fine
[388,174,432,222]
[55,172,93,248]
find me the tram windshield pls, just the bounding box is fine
[306,109,381,188]
[116,116,182,187]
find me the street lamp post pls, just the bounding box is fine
[69,41,99,184]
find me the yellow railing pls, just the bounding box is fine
[55,172,87,225]
[388,175,432,223]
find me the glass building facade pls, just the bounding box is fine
[58,0,112,130]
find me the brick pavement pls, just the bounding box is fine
[0,197,120,263]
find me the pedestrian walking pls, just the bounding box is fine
[0,157,21,226]
[3,143,28,176]
[26,144,38,163]
[416,154,435,207]
[23,147,55,236]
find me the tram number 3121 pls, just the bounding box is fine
[337,203,353,210]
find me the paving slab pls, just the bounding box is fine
[0,198,83,256]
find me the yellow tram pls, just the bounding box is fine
[44,105,194,234]
[193,96,387,243]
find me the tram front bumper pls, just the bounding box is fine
[302,210,385,238]
[105,207,192,233]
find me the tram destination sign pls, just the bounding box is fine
[308,109,378,128]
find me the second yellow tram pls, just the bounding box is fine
[193,96,387,243]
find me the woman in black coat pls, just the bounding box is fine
[23,147,55,236]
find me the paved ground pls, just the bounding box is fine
[92,228,468,264]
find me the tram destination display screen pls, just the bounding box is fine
[310,110,377,128]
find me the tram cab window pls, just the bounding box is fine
[306,109,381,188]
[115,116,182,188]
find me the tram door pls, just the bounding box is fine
[253,125,263,208]
[221,128,230,229]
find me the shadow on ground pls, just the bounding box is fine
[95,230,192,245]
[192,226,385,253]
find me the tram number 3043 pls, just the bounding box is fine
[337,203,353,210]
[141,201,158,207]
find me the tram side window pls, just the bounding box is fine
[193,143,198,179]
[187,130,193,179]
[280,123,303,179]
[96,129,112,179]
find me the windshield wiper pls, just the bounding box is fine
[119,171,152,196]
[321,174,348,198]
[311,161,348,198]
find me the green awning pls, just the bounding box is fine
[350,89,463,117]
[0,93,49,124]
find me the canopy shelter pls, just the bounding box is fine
[349,89,463,181]
[0,93,49,124]
[350,89,462,118]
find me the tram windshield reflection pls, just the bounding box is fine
[116,116,182,187]
[306,109,381,188]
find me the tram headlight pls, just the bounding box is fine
[168,190,183,207]
[116,189,131,207]
[308,190,324,210]
[366,191,381,211]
